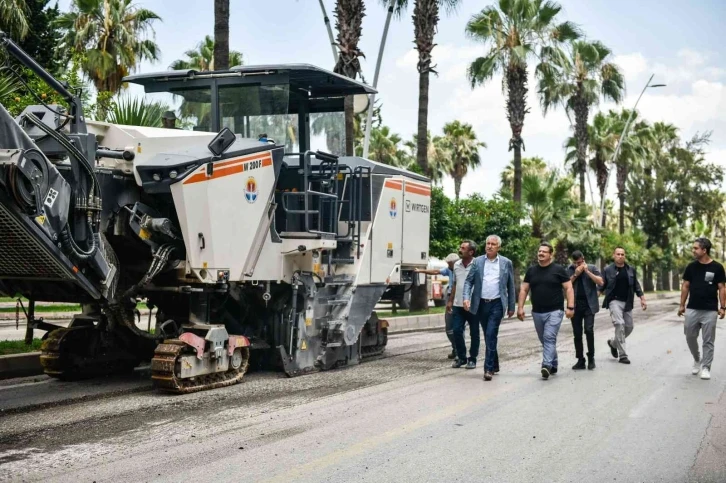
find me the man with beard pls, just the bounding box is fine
[678,237,726,380]
[517,242,574,380]
[567,251,603,370]
[448,241,480,369]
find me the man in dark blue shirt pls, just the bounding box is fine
[416,253,459,358]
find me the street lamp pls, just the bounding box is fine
[598,74,666,226]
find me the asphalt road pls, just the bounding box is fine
[0,296,724,483]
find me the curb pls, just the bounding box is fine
[0,352,42,380]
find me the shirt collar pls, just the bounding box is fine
[485,255,499,263]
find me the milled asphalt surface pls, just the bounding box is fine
[0,295,724,482]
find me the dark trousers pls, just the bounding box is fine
[452,306,479,362]
[445,310,455,351]
[571,304,595,359]
[477,299,503,372]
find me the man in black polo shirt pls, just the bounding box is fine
[517,242,574,379]
[678,237,726,380]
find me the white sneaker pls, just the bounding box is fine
[701,367,711,380]
[692,361,701,375]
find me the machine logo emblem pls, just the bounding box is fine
[389,198,397,218]
[244,177,258,203]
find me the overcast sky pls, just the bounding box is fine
[58,0,726,201]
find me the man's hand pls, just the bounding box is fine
[463,300,471,312]
[565,308,575,319]
[640,297,647,311]
[507,310,515,319]
[446,301,453,314]
[575,265,586,276]
[678,305,686,317]
[517,307,525,321]
[414,268,421,273]
[718,309,725,320]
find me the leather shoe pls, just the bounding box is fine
[572,358,586,370]
[447,350,456,360]
[483,371,493,381]
[588,358,596,370]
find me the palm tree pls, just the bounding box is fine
[522,171,586,241]
[441,120,485,200]
[387,0,461,177]
[0,0,29,40]
[333,0,365,156]
[466,0,580,203]
[0,68,21,99]
[56,0,162,121]
[405,132,451,185]
[610,110,650,234]
[500,156,548,195]
[587,111,618,222]
[169,36,243,71]
[214,0,230,70]
[107,96,169,127]
[538,40,625,202]
[355,125,405,166]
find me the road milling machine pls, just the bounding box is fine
[0,33,432,393]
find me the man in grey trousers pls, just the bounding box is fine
[678,237,725,380]
[600,247,647,365]
[517,242,574,380]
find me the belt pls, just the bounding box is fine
[481,297,500,303]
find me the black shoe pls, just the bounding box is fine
[619,356,631,365]
[466,360,476,370]
[541,366,550,379]
[572,358,586,370]
[493,368,500,374]
[550,366,558,375]
[588,358,596,370]
[447,350,456,360]
[452,359,466,368]
[607,340,618,359]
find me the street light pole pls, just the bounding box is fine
[362,0,396,159]
[598,73,666,226]
[318,0,339,64]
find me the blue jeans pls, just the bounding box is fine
[452,306,479,362]
[477,299,504,372]
[532,310,564,369]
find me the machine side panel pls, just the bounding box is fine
[401,179,431,266]
[171,150,275,277]
[370,176,403,283]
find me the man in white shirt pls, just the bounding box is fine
[463,235,516,381]
[447,240,480,369]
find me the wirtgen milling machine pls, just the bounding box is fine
[0,33,431,393]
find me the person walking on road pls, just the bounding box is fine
[601,247,647,365]
[567,251,603,370]
[448,241,480,369]
[416,253,460,359]
[517,242,574,380]
[462,235,516,381]
[678,237,726,380]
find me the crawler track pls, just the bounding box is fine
[151,339,250,394]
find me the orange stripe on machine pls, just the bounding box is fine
[405,184,431,196]
[183,154,272,185]
[384,180,403,190]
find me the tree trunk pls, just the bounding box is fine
[618,193,626,234]
[454,175,462,201]
[213,0,230,70]
[572,93,588,204]
[672,270,680,291]
[656,267,667,291]
[416,71,430,175]
[506,64,527,204]
[643,265,655,292]
[409,284,429,312]
[344,96,354,156]
[513,143,522,204]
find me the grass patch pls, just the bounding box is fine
[0,338,43,355]
[0,304,81,314]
